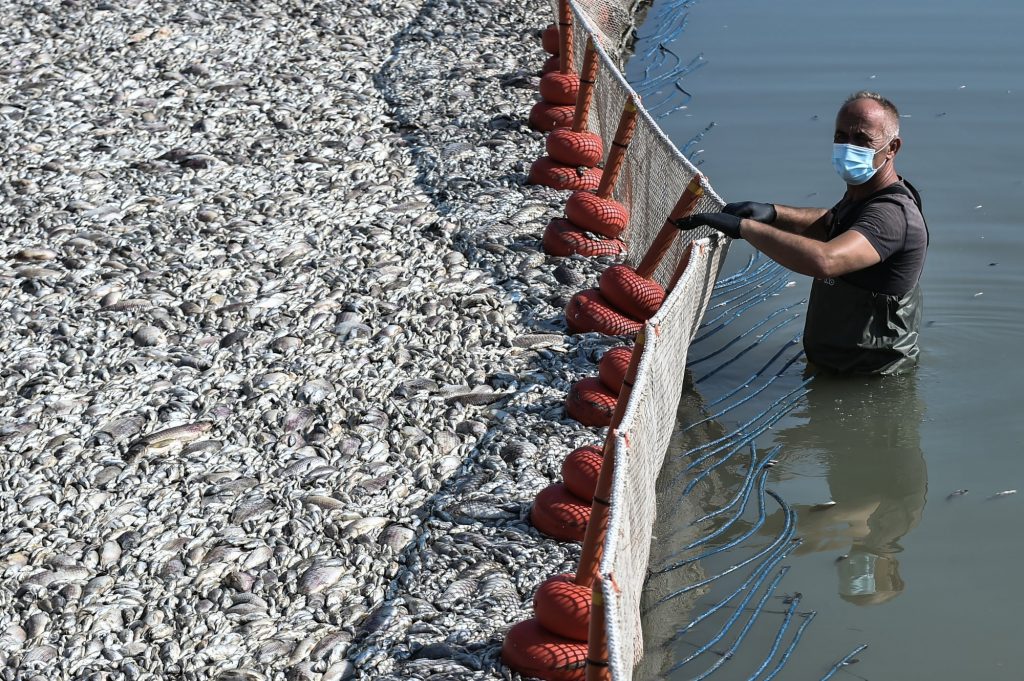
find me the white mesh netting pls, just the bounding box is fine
[550,1,732,678]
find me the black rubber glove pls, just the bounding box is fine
[674,212,743,240]
[723,201,776,224]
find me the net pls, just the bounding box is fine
[546,0,733,677]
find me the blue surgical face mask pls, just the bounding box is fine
[832,136,893,185]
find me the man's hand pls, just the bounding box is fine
[724,201,777,224]
[674,212,743,240]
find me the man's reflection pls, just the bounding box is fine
[775,372,927,605]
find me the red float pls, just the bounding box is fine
[566,377,617,427]
[565,288,643,337]
[564,190,629,239]
[534,573,592,641]
[539,72,580,106]
[542,219,625,258]
[527,157,602,191]
[531,483,590,541]
[541,54,560,75]
[598,346,632,394]
[599,264,666,321]
[501,618,587,681]
[561,445,602,501]
[529,102,575,132]
[542,24,560,55]
[546,128,603,168]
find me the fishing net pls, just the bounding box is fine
[543,0,733,676]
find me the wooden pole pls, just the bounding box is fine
[595,97,639,200]
[570,39,600,133]
[633,175,703,279]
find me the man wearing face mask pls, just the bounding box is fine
[677,92,929,374]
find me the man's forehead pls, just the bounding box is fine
[836,100,888,130]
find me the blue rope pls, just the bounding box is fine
[663,533,801,635]
[705,335,803,408]
[746,595,802,680]
[682,395,804,495]
[715,253,761,287]
[700,272,790,329]
[688,567,792,680]
[757,611,818,681]
[695,445,782,522]
[653,489,796,588]
[819,644,869,680]
[659,462,772,569]
[688,304,802,366]
[686,350,807,430]
[679,378,808,471]
[710,261,781,299]
[694,314,801,384]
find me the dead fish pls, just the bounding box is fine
[297,563,345,595]
[834,554,850,563]
[128,422,213,452]
[946,489,969,500]
[810,501,837,511]
[988,490,1017,500]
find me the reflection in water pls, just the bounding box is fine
[775,372,928,605]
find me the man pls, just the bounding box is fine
[677,92,929,375]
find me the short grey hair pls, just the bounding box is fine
[843,91,900,139]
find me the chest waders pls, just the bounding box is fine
[804,183,928,375]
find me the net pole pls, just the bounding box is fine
[575,327,647,588]
[633,175,704,279]
[571,38,600,132]
[558,0,574,74]
[595,98,639,200]
[586,579,611,681]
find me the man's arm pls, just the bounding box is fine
[740,219,880,279]
[771,205,832,240]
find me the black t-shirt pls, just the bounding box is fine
[828,180,929,297]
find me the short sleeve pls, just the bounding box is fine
[848,200,907,261]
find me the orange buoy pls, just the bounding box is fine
[542,54,560,75]
[566,377,617,427]
[529,102,575,132]
[565,190,629,239]
[562,444,602,501]
[597,346,632,394]
[565,288,643,337]
[531,483,591,541]
[501,618,587,681]
[545,39,602,167]
[598,264,666,321]
[543,220,626,258]
[542,24,560,55]
[534,573,592,641]
[528,157,602,191]
[539,72,581,106]
[546,129,603,168]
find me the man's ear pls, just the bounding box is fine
[889,137,902,158]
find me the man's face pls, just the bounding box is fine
[834,100,895,170]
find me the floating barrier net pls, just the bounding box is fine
[546,0,735,677]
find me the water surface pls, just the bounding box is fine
[629,1,1024,678]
